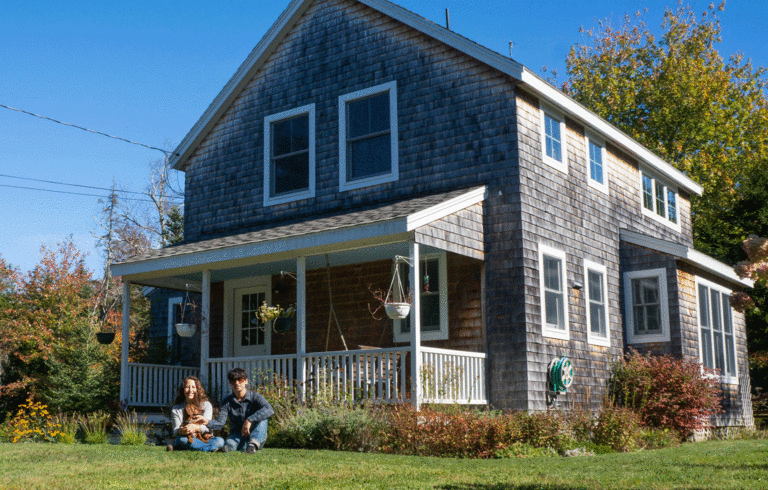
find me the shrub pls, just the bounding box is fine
[611,350,722,438]
[565,408,596,443]
[53,413,79,444]
[6,396,60,443]
[114,410,147,446]
[514,411,574,453]
[80,410,110,444]
[637,427,680,449]
[494,442,558,458]
[592,405,640,452]
[270,405,383,452]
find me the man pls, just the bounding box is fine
[202,367,274,453]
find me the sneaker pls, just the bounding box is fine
[246,440,261,454]
[219,445,229,453]
[166,444,174,452]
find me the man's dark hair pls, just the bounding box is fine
[227,367,248,383]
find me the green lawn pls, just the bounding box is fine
[1,440,767,489]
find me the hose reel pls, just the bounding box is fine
[548,357,574,394]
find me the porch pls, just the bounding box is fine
[112,188,489,410]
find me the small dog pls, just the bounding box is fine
[181,404,212,444]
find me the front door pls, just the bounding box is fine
[233,287,270,357]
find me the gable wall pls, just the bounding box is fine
[183,0,517,243]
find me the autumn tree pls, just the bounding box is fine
[564,1,768,262]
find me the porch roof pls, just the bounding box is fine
[111,186,486,289]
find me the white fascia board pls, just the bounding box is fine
[170,0,310,170]
[620,229,752,288]
[406,186,486,230]
[518,68,702,197]
[111,218,412,279]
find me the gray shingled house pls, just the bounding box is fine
[111,0,754,427]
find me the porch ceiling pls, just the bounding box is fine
[112,187,486,290]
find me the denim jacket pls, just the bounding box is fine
[207,390,274,434]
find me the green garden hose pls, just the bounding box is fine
[549,357,574,393]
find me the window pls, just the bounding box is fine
[584,260,609,346]
[623,268,670,343]
[696,278,737,381]
[585,133,608,194]
[640,170,679,230]
[539,245,569,340]
[393,252,448,342]
[539,104,567,173]
[339,82,398,191]
[263,104,315,206]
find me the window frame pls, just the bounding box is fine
[639,169,681,232]
[393,252,448,343]
[623,268,670,343]
[695,277,738,383]
[584,131,608,194]
[584,260,610,347]
[539,244,569,340]
[539,103,567,174]
[263,104,316,207]
[338,81,399,191]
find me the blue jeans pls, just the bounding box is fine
[225,419,268,452]
[173,435,225,452]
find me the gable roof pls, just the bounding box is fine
[169,0,702,197]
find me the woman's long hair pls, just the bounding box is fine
[173,376,209,407]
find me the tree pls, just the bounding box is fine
[564,2,768,262]
[163,205,184,246]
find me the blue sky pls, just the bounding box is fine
[1,0,766,274]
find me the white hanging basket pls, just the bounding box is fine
[385,302,410,320]
[175,323,197,338]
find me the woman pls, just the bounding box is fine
[167,376,225,452]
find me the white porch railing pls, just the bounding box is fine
[126,363,200,407]
[125,348,486,407]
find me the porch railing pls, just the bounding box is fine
[126,363,200,407]
[125,348,486,407]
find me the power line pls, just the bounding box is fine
[0,173,182,200]
[0,183,181,203]
[0,103,175,156]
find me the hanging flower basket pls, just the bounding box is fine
[175,323,197,338]
[384,302,410,320]
[273,317,295,332]
[96,332,115,345]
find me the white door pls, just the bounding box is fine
[233,287,271,357]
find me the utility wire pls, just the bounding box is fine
[0,103,175,156]
[0,173,182,200]
[0,183,174,203]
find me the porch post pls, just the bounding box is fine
[200,270,211,387]
[409,241,422,410]
[296,256,307,403]
[120,280,131,405]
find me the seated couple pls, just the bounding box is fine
[168,367,274,453]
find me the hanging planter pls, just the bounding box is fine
[368,256,413,320]
[384,302,410,320]
[175,323,197,337]
[273,316,295,332]
[176,290,199,338]
[96,332,115,345]
[257,302,296,333]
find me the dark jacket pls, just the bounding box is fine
[207,390,274,433]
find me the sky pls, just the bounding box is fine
[1,0,766,275]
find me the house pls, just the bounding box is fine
[111,0,754,427]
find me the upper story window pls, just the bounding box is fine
[585,132,608,194]
[339,81,398,191]
[393,252,448,342]
[539,104,567,173]
[539,244,569,340]
[696,278,737,381]
[640,170,680,231]
[263,104,315,206]
[584,260,610,347]
[623,268,670,343]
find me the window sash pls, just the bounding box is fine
[588,269,607,338]
[589,140,603,184]
[698,283,737,377]
[346,92,391,180]
[642,174,654,211]
[632,277,661,335]
[544,114,562,162]
[543,255,565,330]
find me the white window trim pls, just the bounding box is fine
[263,104,316,206]
[393,252,448,342]
[584,131,609,195]
[338,81,399,191]
[584,260,610,347]
[539,244,569,340]
[167,297,183,351]
[639,169,681,232]
[695,277,739,384]
[623,268,671,343]
[539,103,567,174]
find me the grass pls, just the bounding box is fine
[0,440,767,489]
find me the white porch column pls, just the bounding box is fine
[296,256,307,403]
[200,270,211,387]
[409,241,422,410]
[120,280,131,405]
